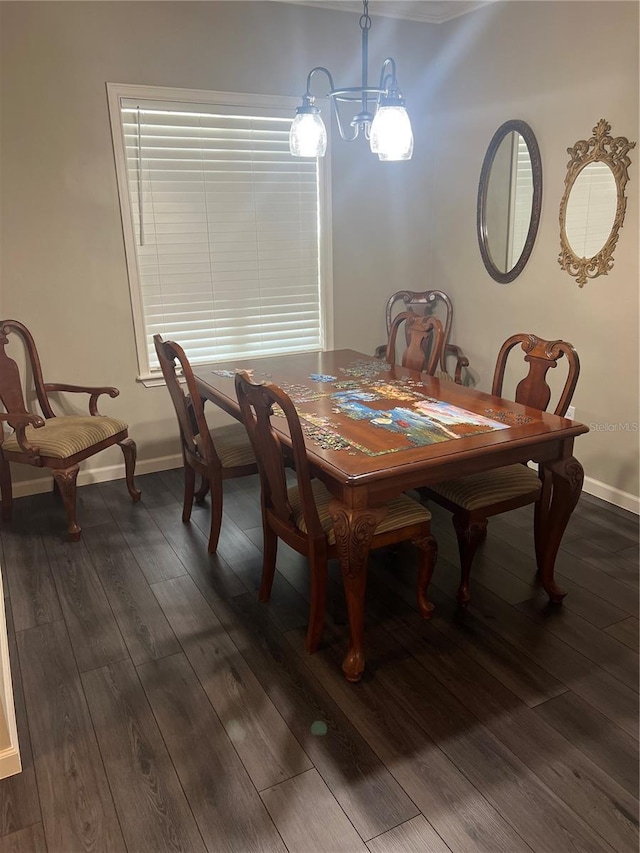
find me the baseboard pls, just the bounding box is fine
[10,453,184,500]
[10,455,640,515]
[0,574,20,779]
[582,475,639,515]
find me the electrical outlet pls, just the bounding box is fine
[566,405,576,420]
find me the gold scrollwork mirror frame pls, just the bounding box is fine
[558,119,635,287]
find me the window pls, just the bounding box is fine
[107,84,332,382]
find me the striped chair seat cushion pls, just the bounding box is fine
[2,415,128,459]
[213,422,256,469]
[429,464,542,511]
[289,479,431,544]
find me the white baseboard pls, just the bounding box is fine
[0,574,20,779]
[582,475,639,515]
[525,462,638,514]
[10,453,184,500]
[10,455,640,515]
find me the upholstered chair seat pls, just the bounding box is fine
[2,415,129,459]
[289,479,432,543]
[428,464,541,511]
[213,423,259,469]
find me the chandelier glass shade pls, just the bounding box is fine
[289,0,413,161]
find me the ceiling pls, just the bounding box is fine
[279,1,491,24]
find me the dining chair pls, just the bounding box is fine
[376,289,469,383]
[235,371,438,654]
[422,333,580,606]
[154,335,257,553]
[385,312,445,375]
[0,319,140,540]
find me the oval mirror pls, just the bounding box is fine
[559,119,635,286]
[477,120,542,284]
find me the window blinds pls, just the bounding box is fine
[509,134,534,267]
[119,98,323,371]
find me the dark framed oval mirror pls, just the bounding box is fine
[477,120,542,283]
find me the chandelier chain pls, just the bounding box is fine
[360,0,372,31]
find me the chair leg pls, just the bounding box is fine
[207,477,224,554]
[259,523,278,602]
[0,459,12,522]
[415,533,438,619]
[52,466,81,541]
[452,514,487,606]
[182,464,196,522]
[305,551,328,654]
[118,438,141,502]
[195,476,209,504]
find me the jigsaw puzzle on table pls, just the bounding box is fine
[211,360,510,456]
[325,383,509,455]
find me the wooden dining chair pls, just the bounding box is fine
[385,312,445,375]
[154,335,257,553]
[422,333,580,606]
[0,319,140,540]
[376,289,469,383]
[235,371,438,654]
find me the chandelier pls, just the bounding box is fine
[289,0,414,161]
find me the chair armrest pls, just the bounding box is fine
[444,343,469,385]
[0,412,45,455]
[43,383,119,416]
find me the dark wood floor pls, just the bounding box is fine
[0,469,637,853]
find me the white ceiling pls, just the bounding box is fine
[279,1,491,24]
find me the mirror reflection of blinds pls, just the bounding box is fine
[509,135,534,267]
[564,163,617,259]
[120,100,321,369]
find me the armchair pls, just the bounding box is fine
[0,320,140,540]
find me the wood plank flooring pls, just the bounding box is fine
[0,471,637,853]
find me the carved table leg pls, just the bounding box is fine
[329,499,386,683]
[537,456,584,602]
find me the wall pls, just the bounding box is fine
[0,1,436,490]
[0,1,638,508]
[427,0,639,508]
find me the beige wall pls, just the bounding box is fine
[426,0,639,504]
[0,1,638,506]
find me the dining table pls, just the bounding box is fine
[194,349,589,682]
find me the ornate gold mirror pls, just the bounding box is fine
[477,120,542,284]
[559,119,635,286]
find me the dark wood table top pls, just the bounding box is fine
[194,349,588,492]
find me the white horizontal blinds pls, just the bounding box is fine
[509,134,534,267]
[564,162,617,258]
[121,99,321,369]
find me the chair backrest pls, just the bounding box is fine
[153,334,221,469]
[384,290,453,372]
[235,372,325,541]
[492,333,580,416]
[0,319,56,423]
[386,313,444,375]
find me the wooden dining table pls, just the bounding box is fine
[194,349,589,682]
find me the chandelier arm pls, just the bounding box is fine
[304,66,336,98]
[378,58,398,93]
[330,99,360,141]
